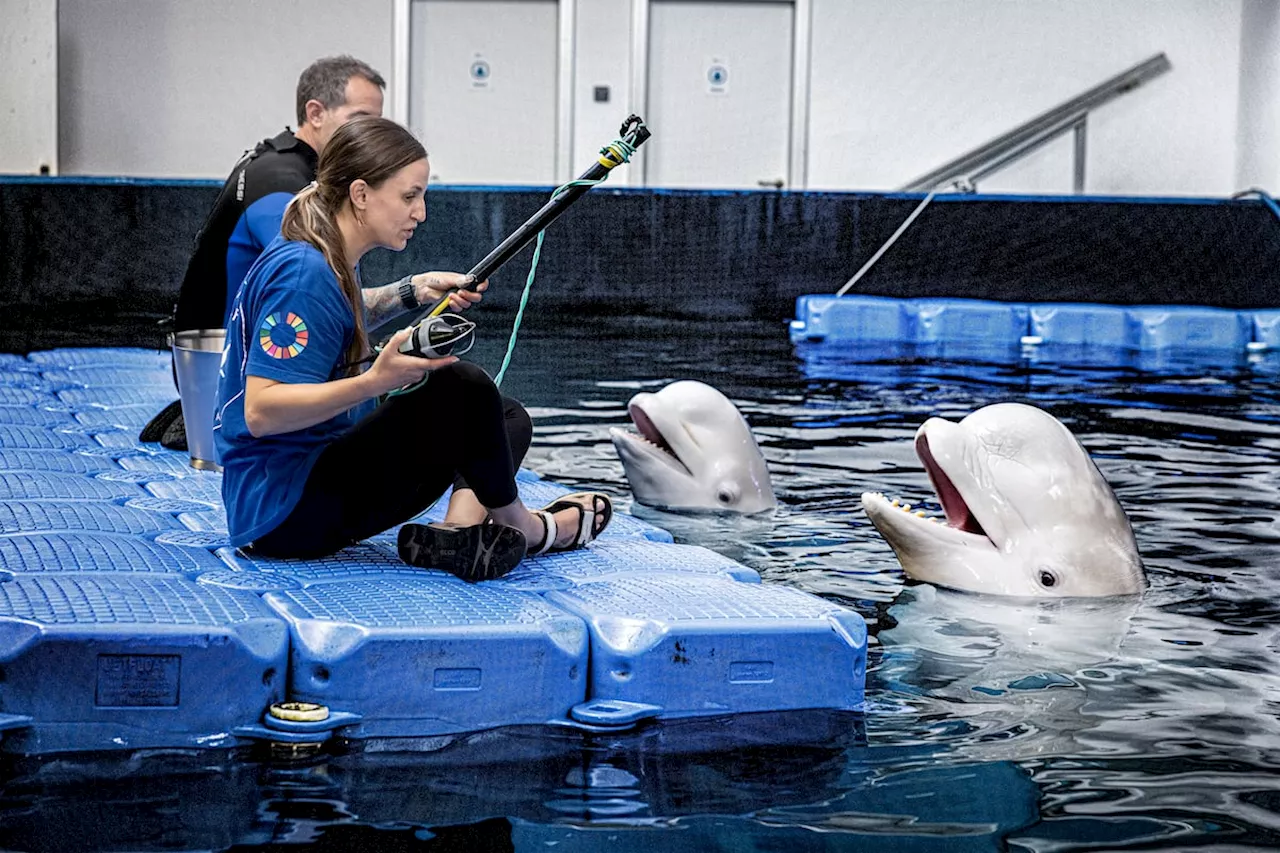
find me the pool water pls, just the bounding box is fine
[3,315,1280,852]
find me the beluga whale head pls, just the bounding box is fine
[609,380,776,513]
[862,402,1143,597]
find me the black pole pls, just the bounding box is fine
[377,115,651,342]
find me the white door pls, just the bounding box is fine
[1,0,57,174]
[409,0,558,184]
[645,0,793,190]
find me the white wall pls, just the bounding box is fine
[573,0,637,187]
[57,0,394,178]
[26,0,1275,196]
[808,0,1243,195]
[1237,0,1280,193]
[0,0,58,174]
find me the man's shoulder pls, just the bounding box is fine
[238,130,316,201]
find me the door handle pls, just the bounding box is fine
[757,178,784,189]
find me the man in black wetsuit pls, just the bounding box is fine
[173,55,386,338]
[144,55,441,445]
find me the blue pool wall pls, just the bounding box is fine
[3,178,1280,337]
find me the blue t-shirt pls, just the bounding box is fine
[225,192,293,322]
[214,236,374,545]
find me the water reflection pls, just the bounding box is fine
[1,715,1059,852]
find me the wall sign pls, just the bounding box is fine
[470,55,490,90]
[706,57,729,95]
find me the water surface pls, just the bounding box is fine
[3,316,1279,851]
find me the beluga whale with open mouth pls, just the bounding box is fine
[862,402,1143,597]
[609,380,776,513]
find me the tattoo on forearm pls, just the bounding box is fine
[362,283,403,328]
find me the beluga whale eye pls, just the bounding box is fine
[716,483,739,506]
[1038,568,1058,588]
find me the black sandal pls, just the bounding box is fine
[397,521,527,582]
[529,492,613,556]
[138,399,182,443]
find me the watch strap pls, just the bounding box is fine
[397,276,419,311]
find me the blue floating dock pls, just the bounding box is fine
[547,575,867,718]
[0,425,95,451]
[0,532,226,576]
[0,387,57,406]
[0,573,288,753]
[499,539,762,590]
[74,405,162,430]
[0,406,76,427]
[0,500,185,536]
[57,385,178,409]
[27,348,171,368]
[0,349,867,753]
[1028,303,1132,347]
[41,366,171,388]
[0,470,146,501]
[219,542,448,586]
[792,294,1280,356]
[263,577,589,739]
[0,449,119,474]
[914,298,1030,346]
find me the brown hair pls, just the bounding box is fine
[282,116,426,370]
[295,55,386,126]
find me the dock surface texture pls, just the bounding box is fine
[0,349,866,753]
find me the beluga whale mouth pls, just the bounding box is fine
[610,380,776,514]
[625,401,691,476]
[861,402,1144,598]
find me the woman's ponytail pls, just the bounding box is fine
[282,181,368,373]
[280,118,426,375]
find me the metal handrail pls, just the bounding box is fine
[901,52,1172,194]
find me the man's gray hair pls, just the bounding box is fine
[295,56,386,125]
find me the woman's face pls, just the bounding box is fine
[362,158,429,251]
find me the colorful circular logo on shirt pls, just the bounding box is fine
[259,312,309,359]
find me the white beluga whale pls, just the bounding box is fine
[861,402,1143,597]
[609,380,776,513]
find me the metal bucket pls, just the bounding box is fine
[170,329,226,472]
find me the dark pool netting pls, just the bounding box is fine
[0,348,866,754]
[3,179,1280,338]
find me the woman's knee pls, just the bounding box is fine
[390,361,499,418]
[432,360,498,399]
[503,397,533,461]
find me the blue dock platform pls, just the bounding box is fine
[791,295,1278,355]
[0,348,867,754]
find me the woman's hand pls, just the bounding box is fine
[364,327,457,395]
[243,327,454,437]
[413,272,489,313]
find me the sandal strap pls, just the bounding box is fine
[571,505,596,547]
[531,510,557,556]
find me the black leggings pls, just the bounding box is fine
[251,361,533,558]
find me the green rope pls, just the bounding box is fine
[493,136,638,387]
[386,136,637,398]
[493,177,595,387]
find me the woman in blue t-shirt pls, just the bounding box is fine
[214,115,612,580]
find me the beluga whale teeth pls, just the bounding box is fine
[609,380,776,514]
[861,402,1144,598]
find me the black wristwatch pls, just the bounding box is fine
[397,276,419,311]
